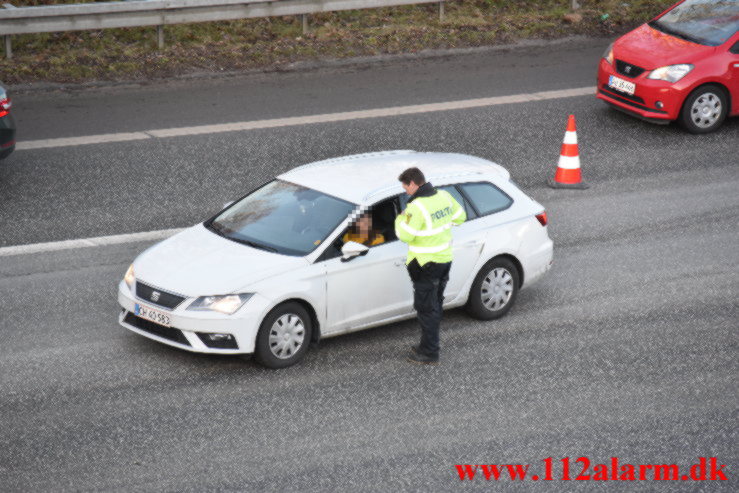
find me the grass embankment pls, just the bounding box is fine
[1,0,675,84]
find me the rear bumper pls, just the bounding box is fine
[0,143,14,160]
[522,238,553,288]
[0,113,15,160]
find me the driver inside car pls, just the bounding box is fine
[342,212,385,247]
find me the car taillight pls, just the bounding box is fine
[0,98,10,118]
[535,211,548,226]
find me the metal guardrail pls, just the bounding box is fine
[0,0,447,58]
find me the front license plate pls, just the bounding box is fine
[608,75,636,95]
[135,303,171,327]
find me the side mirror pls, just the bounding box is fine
[340,241,369,262]
[223,201,234,209]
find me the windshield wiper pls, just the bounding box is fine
[235,238,279,253]
[207,222,279,253]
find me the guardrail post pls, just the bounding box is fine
[301,14,308,35]
[439,0,444,22]
[156,24,164,50]
[3,3,14,59]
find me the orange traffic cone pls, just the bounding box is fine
[548,115,588,189]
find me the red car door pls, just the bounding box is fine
[726,32,739,115]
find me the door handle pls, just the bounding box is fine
[394,259,405,267]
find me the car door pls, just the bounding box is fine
[322,197,414,334]
[397,184,485,304]
[728,35,739,114]
[436,185,485,301]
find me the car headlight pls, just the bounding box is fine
[647,64,693,83]
[602,42,614,65]
[124,264,135,290]
[187,294,253,315]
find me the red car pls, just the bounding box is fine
[597,0,739,133]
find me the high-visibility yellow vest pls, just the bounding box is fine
[394,189,466,266]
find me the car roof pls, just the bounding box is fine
[277,150,510,204]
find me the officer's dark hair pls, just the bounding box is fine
[398,167,426,186]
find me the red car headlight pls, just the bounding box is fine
[647,64,694,83]
[602,42,614,65]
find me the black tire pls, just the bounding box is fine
[679,84,728,134]
[254,302,312,369]
[465,257,520,320]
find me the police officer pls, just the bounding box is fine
[395,167,466,364]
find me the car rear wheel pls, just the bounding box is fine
[465,257,520,320]
[255,302,312,369]
[679,84,728,134]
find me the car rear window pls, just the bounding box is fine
[460,182,513,216]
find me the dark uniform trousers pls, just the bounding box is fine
[407,258,452,358]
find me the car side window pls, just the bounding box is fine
[459,182,513,216]
[438,185,478,220]
[317,197,398,262]
[730,41,739,54]
[399,186,477,220]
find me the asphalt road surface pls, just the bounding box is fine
[1,38,737,491]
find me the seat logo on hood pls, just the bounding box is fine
[151,291,161,302]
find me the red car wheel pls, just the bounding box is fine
[679,84,729,134]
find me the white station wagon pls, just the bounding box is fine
[118,151,553,368]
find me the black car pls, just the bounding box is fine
[0,84,16,160]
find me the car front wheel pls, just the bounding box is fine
[465,257,520,320]
[679,84,728,134]
[255,302,312,369]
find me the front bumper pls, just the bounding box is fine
[596,59,685,122]
[118,280,268,354]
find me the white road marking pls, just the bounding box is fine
[0,228,184,257]
[17,132,153,151]
[4,85,596,257]
[16,86,595,151]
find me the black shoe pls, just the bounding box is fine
[407,350,438,365]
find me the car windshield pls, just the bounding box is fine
[206,180,356,256]
[649,0,739,46]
